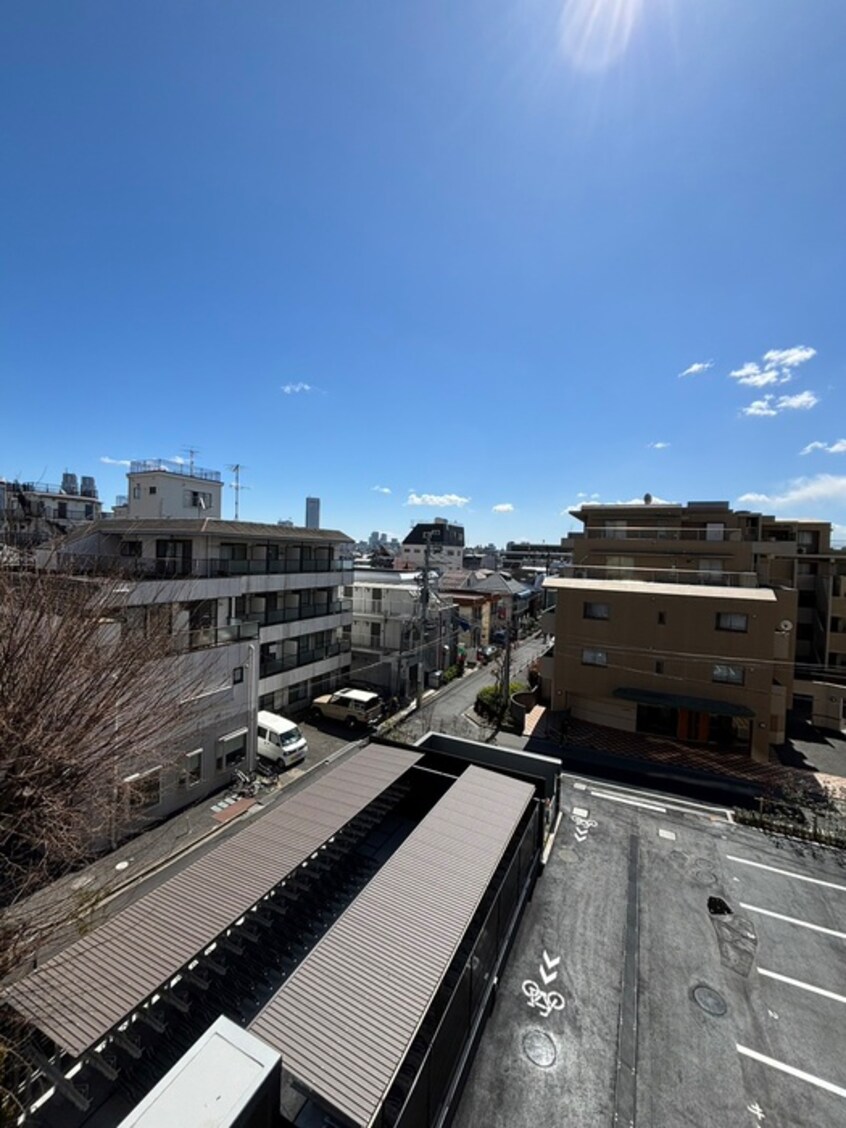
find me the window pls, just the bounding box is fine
[120,540,142,557]
[132,484,141,499]
[149,486,157,495]
[581,648,607,667]
[370,622,382,647]
[184,489,213,510]
[716,612,748,632]
[233,666,244,684]
[657,611,666,625]
[216,730,247,772]
[344,585,353,597]
[583,601,610,620]
[184,749,202,787]
[705,523,725,542]
[713,663,744,685]
[655,660,664,674]
[123,768,161,811]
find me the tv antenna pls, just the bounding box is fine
[183,446,200,475]
[228,463,250,520]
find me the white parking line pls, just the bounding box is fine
[737,1044,846,1099]
[739,903,846,940]
[589,791,667,813]
[727,855,846,893]
[758,968,846,1005]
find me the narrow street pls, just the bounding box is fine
[389,634,550,743]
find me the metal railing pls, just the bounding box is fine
[581,526,745,542]
[245,599,351,626]
[560,564,759,587]
[130,459,222,481]
[259,639,350,679]
[51,554,347,579]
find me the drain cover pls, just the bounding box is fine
[523,1029,557,1067]
[692,985,728,1016]
[692,870,718,887]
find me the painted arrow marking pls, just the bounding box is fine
[539,950,560,985]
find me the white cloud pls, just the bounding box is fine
[100,456,131,466]
[762,346,817,369]
[800,438,846,456]
[281,382,312,395]
[742,390,819,417]
[737,474,846,511]
[731,344,816,390]
[678,360,713,378]
[729,362,779,388]
[372,485,391,494]
[492,503,514,513]
[406,492,470,508]
[647,441,670,450]
[742,396,778,417]
[778,390,818,411]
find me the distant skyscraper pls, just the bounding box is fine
[305,496,320,529]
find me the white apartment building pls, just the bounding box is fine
[53,459,353,824]
[395,518,465,572]
[348,569,456,698]
[1,471,102,546]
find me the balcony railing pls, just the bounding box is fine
[561,564,759,588]
[183,620,260,651]
[245,599,351,627]
[50,554,350,579]
[130,459,222,482]
[581,526,745,542]
[259,639,350,679]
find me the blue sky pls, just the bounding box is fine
[3,1,846,544]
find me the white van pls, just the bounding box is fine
[256,711,308,769]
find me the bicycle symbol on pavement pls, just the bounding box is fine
[522,979,566,1018]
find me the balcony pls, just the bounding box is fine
[560,564,759,587]
[259,639,351,679]
[581,526,745,543]
[182,620,260,651]
[53,554,350,580]
[245,599,351,627]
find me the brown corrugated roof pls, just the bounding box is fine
[4,745,420,1058]
[250,764,534,1128]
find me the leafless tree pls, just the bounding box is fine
[0,568,202,1120]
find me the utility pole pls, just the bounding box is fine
[415,531,434,709]
[500,597,513,711]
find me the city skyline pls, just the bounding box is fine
[3,2,846,543]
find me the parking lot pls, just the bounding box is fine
[454,775,846,1128]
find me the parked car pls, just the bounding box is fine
[257,711,308,769]
[310,688,384,728]
[477,644,499,664]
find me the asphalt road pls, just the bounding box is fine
[454,774,846,1128]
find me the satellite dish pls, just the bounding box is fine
[644,492,653,505]
[778,619,794,632]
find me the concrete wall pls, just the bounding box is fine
[127,471,223,519]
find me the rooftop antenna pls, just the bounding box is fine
[184,446,200,475]
[228,463,249,520]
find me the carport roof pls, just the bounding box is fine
[4,744,421,1058]
[250,764,535,1128]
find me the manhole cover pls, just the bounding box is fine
[692,985,728,1016]
[692,870,718,887]
[522,1029,557,1067]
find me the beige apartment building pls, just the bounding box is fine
[537,497,846,757]
[541,578,794,762]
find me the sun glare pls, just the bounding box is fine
[559,0,644,72]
